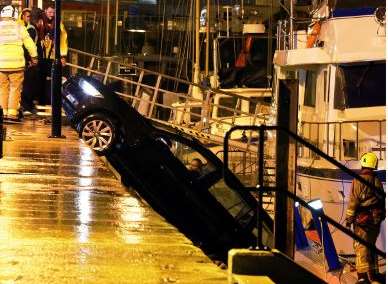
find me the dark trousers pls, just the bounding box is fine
[21,65,41,110]
[354,224,380,273]
[39,59,69,105]
[39,59,53,105]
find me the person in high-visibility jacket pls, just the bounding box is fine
[346,152,385,284]
[0,5,37,121]
[19,8,40,114]
[38,4,68,105]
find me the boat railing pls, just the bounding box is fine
[300,120,386,161]
[223,124,386,280]
[276,20,290,51]
[66,48,272,151]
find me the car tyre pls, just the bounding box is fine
[80,114,117,154]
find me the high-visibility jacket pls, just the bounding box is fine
[26,23,38,44]
[0,18,37,71]
[41,22,68,60]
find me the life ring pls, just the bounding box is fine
[306,21,321,48]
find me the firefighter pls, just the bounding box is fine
[0,5,37,121]
[346,152,385,284]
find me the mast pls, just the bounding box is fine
[114,0,119,50]
[205,0,210,76]
[105,0,111,55]
[193,0,202,99]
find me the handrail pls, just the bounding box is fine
[302,119,386,125]
[67,48,272,104]
[215,149,257,176]
[223,125,386,258]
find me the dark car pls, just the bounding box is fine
[62,75,130,153]
[62,75,273,259]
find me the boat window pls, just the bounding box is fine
[303,71,317,107]
[334,62,386,109]
[217,37,273,88]
[218,97,238,117]
[249,97,272,114]
[323,70,328,103]
[330,0,383,10]
[343,139,357,158]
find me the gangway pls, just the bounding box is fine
[66,48,273,153]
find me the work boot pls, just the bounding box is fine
[357,273,371,284]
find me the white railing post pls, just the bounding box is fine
[132,70,144,108]
[148,75,162,118]
[87,57,96,76]
[103,61,112,85]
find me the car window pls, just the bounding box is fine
[160,138,216,178]
[209,179,255,228]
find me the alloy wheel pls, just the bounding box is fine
[81,119,113,151]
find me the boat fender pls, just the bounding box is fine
[306,21,321,48]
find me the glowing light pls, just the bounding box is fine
[79,79,103,98]
[128,29,146,33]
[308,199,323,210]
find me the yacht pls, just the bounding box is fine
[273,0,386,255]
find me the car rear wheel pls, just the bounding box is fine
[80,114,117,153]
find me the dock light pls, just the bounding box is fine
[308,199,323,211]
[307,198,341,271]
[128,29,146,33]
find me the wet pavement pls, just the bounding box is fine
[0,119,227,283]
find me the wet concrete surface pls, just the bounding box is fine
[0,119,227,283]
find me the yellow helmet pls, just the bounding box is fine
[360,152,378,169]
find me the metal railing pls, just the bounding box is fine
[276,20,290,51]
[224,125,386,260]
[66,48,272,149]
[300,120,386,161]
[216,150,257,175]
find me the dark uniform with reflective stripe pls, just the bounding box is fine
[346,169,385,276]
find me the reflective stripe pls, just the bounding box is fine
[0,21,22,44]
[0,20,27,69]
[0,58,24,62]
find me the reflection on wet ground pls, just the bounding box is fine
[0,120,226,283]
